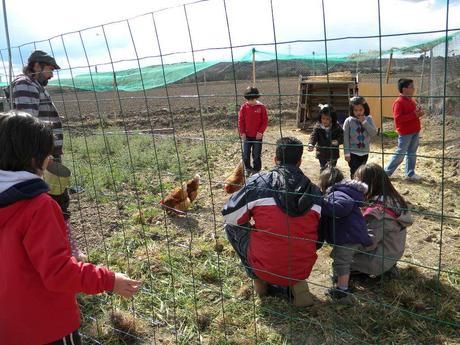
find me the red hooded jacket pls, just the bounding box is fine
[0,172,115,345]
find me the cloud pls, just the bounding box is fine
[1,0,459,77]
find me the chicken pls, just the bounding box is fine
[160,174,199,215]
[224,161,246,194]
[184,174,200,202]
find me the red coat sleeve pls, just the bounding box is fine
[238,105,246,135]
[393,99,417,125]
[258,106,268,134]
[23,197,115,295]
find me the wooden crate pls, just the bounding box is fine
[296,74,358,129]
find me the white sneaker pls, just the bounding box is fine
[405,173,422,181]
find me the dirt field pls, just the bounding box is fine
[61,78,459,344]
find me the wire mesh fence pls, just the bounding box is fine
[1,0,459,344]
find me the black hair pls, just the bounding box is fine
[319,164,344,193]
[398,78,414,93]
[349,96,370,116]
[0,112,54,173]
[354,163,407,209]
[244,86,260,100]
[275,137,303,165]
[317,105,337,124]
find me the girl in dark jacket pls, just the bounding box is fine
[308,104,344,171]
[318,165,372,300]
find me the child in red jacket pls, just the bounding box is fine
[384,78,423,181]
[238,86,268,176]
[0,112,141,345]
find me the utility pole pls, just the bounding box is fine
[2,0,13,108]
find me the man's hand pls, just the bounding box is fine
[345,155,351,162]
[331,140,339,146]
[113,273,141,298]
[241,134,246,141]
[255,132,263,140]
[307,144,314,152]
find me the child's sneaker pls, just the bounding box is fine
[325,287,354,303]
[405,173,422,181]
[384,264,400,279]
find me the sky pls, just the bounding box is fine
[0,0,459,78]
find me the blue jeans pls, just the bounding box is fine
[384,133,419,177]
[243,138,262,172]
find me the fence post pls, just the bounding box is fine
[252,48,256,86]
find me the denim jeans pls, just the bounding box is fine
[225,223,256,278]
[384,133,419,177]
[243,137,262,172]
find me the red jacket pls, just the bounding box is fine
[393,95,421,135]
[222,165,321,286]
[0,193,115,344]
[238,101,268,137]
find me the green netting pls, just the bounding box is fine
[239,48,349,63]
[48,61,219,92]
[3,31,458,93]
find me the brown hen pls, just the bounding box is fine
[224,161,246,194]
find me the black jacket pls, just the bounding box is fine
[308,123,344,161]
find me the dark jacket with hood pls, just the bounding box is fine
[222,164,322,285]
[318,180,373,247]
[309,122,344,161]
[0,170,115,344]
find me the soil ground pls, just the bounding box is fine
[61,78,459,344]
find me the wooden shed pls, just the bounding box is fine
[296,73,358,129]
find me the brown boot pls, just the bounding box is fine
[253,279,268,297]
[291,280,314,307]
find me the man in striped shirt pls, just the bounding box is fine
[11,50,64,156]
[10,50,86,261]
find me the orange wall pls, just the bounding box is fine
[358,82,401,128]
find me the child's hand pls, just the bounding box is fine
[331,140,339,146]
[256,132,263,140]
[307,145,314,152]
[345,155,351,162]
[113,273,141,298]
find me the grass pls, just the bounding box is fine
[64,125,459,345]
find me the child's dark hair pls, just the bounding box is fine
[275,137,303,165]
[0,112,54,173]
[317,104,337,124]
[398,78,414,93]
[319,164,344,193]
[354,163,407,209]
[244,86,260,100]
[349,96,370,116]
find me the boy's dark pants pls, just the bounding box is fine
[225,223,256,279]
[319,159,337,172]
[348,154,369,179]
[243,137,262,172]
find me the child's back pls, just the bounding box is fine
[0,113,140,345]
[319,180,372,247]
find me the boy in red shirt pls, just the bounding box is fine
[238,86,268,176]
[0,113,141,345]
[384,78,423,181]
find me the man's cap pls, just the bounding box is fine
[28,50,61,70]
